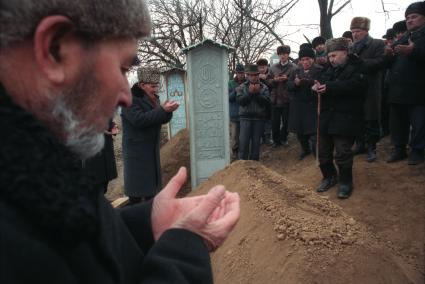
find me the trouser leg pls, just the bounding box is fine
[390,104,410,150]
[239,119,251,160]
[230,121,240,157]
[250,120,265,161]
[281,104,290,142]
[408,105,425,151]
[271,107,283,144]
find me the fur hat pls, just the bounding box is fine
[312,36,326,48]
[325,37,350,53]
[350,17,371,31]
[256,58,269,66]
[276,45,291,55]
[405,1,425,17]
[245,64,259,74]
[298,48,316,59]
[392,20,407,34]
[342,31,353,41]
[299,43,313,50]
[137,67,160,84]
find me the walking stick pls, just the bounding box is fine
[315,92,321,167]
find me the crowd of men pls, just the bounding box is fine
[229,1,425,199]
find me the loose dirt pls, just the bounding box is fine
[107,125,425,284]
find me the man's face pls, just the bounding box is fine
[351,28,368,42]
[315,44,325,53]
[299,57,314,70]
[140,82,159,96]
[328,50,348,67]
[406,13,425,32]
[258,65,268,74]
[278,53,289,63]
[53,37,136,158]
[247,73,260,83]
[235,72,245,80]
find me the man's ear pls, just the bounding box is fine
[33,16,75,84]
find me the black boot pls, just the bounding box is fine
[316,163,338,192]
[298,135,311,160]
[337,166,353,199]
[367,144,377,163]
[387,147,407,163]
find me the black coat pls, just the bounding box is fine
[318,55,368,136]
[385,25,425,105]
[236,81,271,120]
[353,35,385,121]
[83,119,117,188]
[121,84,172,198]
[0,83,212,284]
[287,64,323,135]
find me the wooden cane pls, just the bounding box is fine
[316,92,321,166]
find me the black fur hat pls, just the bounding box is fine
[276,45,291,55]
[299,48,316,59]
[312,36,326,48]
[405,1,425,17]
[392,20,407,34]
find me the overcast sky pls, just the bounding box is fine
[281,0,417,49]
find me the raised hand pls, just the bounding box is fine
[151,167,240,251]
[161,100,179,112]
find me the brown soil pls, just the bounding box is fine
[108,127,425,283]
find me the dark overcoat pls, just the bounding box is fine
[0,83,212,284]
[353,35,385,121]
[121,84,172,198]
[268,62,298,106]
[236,81,271,120]
[318,55,368,136]
[83,119,117,188]
[386,25,425,105]
[287,64,323,135]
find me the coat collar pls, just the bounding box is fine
[0,83,100,245]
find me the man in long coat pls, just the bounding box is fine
[385,1,425,165]
[122,67,179,204]
[288,47,323,160]
[314,38,367,199]
[350,17,386,162]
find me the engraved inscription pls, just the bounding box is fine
[195,112,224,160]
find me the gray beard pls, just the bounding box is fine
[52,96,105,159]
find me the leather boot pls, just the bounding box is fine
[337,166,353,199]
[367,144,377,163]
[387,148,407,163]
[316,163,338,192]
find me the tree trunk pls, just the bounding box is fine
[318,0,333,39]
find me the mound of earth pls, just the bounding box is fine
[160,128,191,196]
[194,161,422,284]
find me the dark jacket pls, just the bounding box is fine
[0,83,212,284]
[352,35,386,121]
[287,64,324,135]
[318,55,368,136]
[236,81,271,120]
[229,77,246,121]
[385,25,425,105]
[83,119,117,189]
[121,84,172,198]
[268,62,298,106]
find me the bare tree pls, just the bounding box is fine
[317,0,351,39]
[137,0,298,69]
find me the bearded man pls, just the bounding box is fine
[0,1,240,283]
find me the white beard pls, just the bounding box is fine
[52,96,105,160]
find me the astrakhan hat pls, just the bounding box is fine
[325,37,350,53]
[137,67,160,84]
[350,17,371,31]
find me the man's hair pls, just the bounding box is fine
[0,0,151,47]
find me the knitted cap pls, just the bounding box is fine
[392,20,407,34]
[256,58,269,66]
[350,17,371,31]
[235,63,245,72]
[325,37,350,53]
[137,67,160,84]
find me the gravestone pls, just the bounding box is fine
[163,69,188,137]
[183,39,234,188]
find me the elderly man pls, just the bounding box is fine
[122,67,178,205]
[350,17,386,162]
[313,38,367,199]
[0,1,240,283]
[385,1,425,165]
